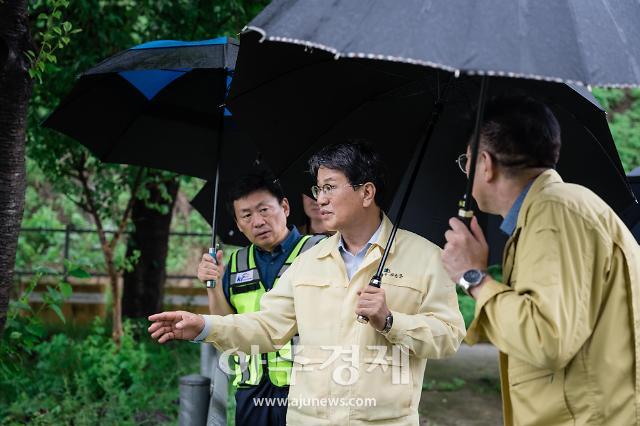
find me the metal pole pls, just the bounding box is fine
[458,76,489,227]
[206,70,229,288]
[179,374,211,426]
[357,79,451,324]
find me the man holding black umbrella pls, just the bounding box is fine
[442,95,640,426]
[150,141,465,425]
[196,171,325,426]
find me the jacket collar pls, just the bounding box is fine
[316,213,396,259]
[501,169,563,284]
[515,169,563,230]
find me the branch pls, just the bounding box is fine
[62,192,86,211]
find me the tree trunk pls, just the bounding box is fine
[0,0,34,335]
[122,175,179,318]
[106,251,123,344]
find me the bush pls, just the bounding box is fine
[1,313,199,425]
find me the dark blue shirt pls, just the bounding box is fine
[499,182,533,236]
[222,226,302,311]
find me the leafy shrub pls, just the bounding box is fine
[1,279,199,425]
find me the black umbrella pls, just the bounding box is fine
[43,37,254,287]
[226,0,639,321]
[43,37,239,180]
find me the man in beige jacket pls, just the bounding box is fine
[442,95,640,425]
[149,141,465,425]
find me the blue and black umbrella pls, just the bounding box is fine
[44,37,256,286]
[43,37,241,180]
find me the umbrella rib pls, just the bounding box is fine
[600,0,640,82]
[555,103,636,203]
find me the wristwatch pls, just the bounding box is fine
[458,269,487,296]
[378,312,394,336]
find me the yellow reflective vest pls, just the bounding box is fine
[228,234,325,387]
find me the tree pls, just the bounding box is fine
[0,0,34,335]
[122,171,179,318]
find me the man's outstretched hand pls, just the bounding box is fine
[148,311,205,343]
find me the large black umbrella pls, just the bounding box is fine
[226,36,636,227]
[226,0,639,322]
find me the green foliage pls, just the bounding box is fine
[27,0,81,82]
[457,291,476,329]
[422,377,466,392]
[1,318,199,425]
[592,88,640,173]
[0,271,76,383]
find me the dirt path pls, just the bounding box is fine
[419,343,503,426]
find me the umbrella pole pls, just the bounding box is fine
[206,72,229,288]
[357,83,450,324]
[458,76,489,226]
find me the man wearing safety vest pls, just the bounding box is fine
[197,171,325,426]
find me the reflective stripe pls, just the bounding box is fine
[237,247,249,271]
[300,234,326,253]
[232,353,251,386]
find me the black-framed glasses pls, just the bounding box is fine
[456,153,468,174]
[310,183,364,200]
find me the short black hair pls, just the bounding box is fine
[474,94,561,176]
[308,140,387,207]
[225,170,285,218]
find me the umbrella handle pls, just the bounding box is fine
[458,205,474,228]
[206,245,220,288]
[356,276,382,324]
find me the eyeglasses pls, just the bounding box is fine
[456,153,468,174]
[310,183,364,200]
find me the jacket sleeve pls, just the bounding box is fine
[203,262,298,354]
[466,201,605,370]
[385,247,466,359]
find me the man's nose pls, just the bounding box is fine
[316,193,330,206]
[252,214,266,227]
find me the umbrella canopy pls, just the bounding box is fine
[228,30,635,215]
[244,0,640,87]
[43,37,240,180]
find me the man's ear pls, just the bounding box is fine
[281,197,290,217]
[480,151,496,182]
[362,183,377,208]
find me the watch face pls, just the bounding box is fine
[463,269,482,284]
